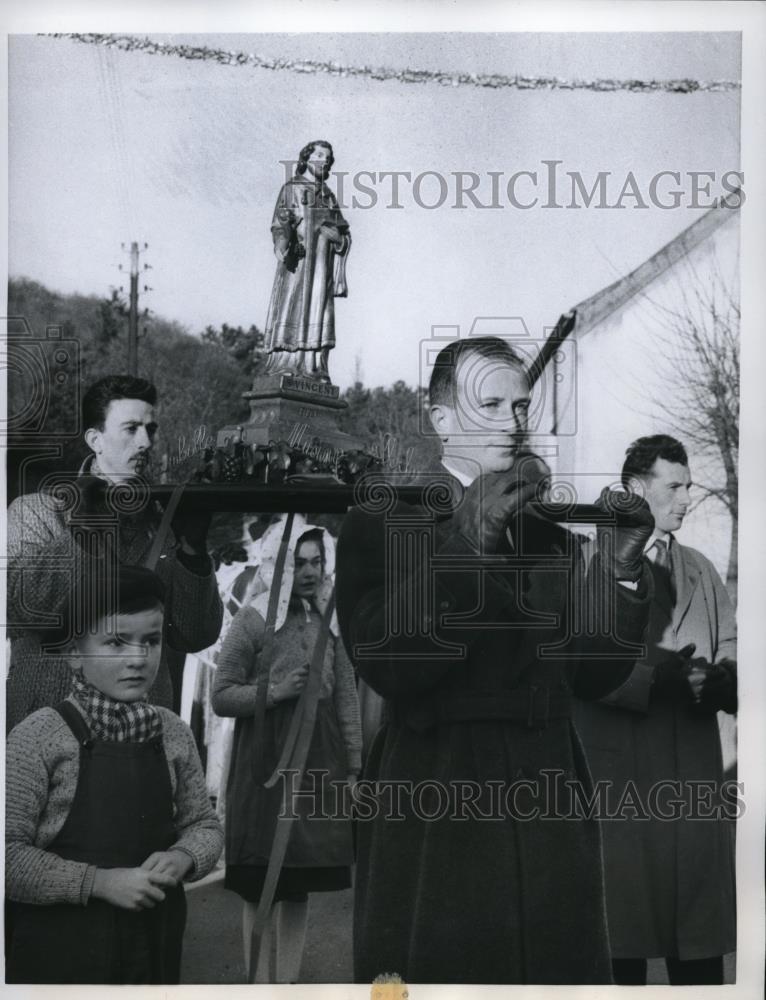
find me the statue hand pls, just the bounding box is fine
[319,222,343,245]
[274,239,290,262]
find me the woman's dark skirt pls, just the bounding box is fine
[224,696,354,906]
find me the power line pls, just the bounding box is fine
[48,33,740,94]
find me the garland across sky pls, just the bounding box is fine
[49,33,740,94]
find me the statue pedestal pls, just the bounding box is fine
[218,373,363,455]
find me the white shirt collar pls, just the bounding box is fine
[440,459,475,487]
[644,530,673,554]
[78,453,98,477]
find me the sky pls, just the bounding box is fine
[4,14,766,996]
[9,31,741,390]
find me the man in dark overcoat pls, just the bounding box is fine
[336,337,655,984]
[7,374,223,730]
[575,435,737,985]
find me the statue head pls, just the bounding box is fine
[296,140,335,179]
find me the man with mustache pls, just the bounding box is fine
[336,336,655,984]
[7,374,223,731]
[263,139,350,382]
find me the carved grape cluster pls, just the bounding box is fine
[184,438,383,486]
[334,450,384,485]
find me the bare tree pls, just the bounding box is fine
[646,251,739,593]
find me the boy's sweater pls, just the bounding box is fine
[6,486,223,732]
[6,699,223,907]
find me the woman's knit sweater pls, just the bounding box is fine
[212,600,362,775]
[6,700,224,907]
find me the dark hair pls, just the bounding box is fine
[295,528,326,566]
[48,564,165,649]
[621,434,688,489]
[82,375,157,432]
[428,337,529,408]
[296,140,334,176]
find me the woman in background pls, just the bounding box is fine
[212,517,361,983]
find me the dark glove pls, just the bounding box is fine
[651,643,695,701]
[212,542,249,571]
[172,509,212,554]
[514,452,552,498]
[452,471,540,554]
[692,658,737,714]
[595,487,654,582]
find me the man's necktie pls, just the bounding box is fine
[651,537,676,605]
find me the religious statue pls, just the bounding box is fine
[263,140,351,383]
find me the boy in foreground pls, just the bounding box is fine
[5,564,223,984]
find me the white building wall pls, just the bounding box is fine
[553,214,739,581]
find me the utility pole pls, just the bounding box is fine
[127,242,139,375]
[119,242,151,375]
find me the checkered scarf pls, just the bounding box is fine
[70,671,163,743]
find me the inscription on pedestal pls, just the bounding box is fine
[281,375,340,399]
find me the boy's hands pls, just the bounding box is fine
[91,866,177,911]
[141,849,194,882]
[92,851,193,910]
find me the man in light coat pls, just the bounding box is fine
[7,374,223,730]
[575,434,737,985]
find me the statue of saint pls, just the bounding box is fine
[263,140,351,383]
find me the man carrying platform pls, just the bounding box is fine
[7,374,223,730]
[337,336,655,985]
